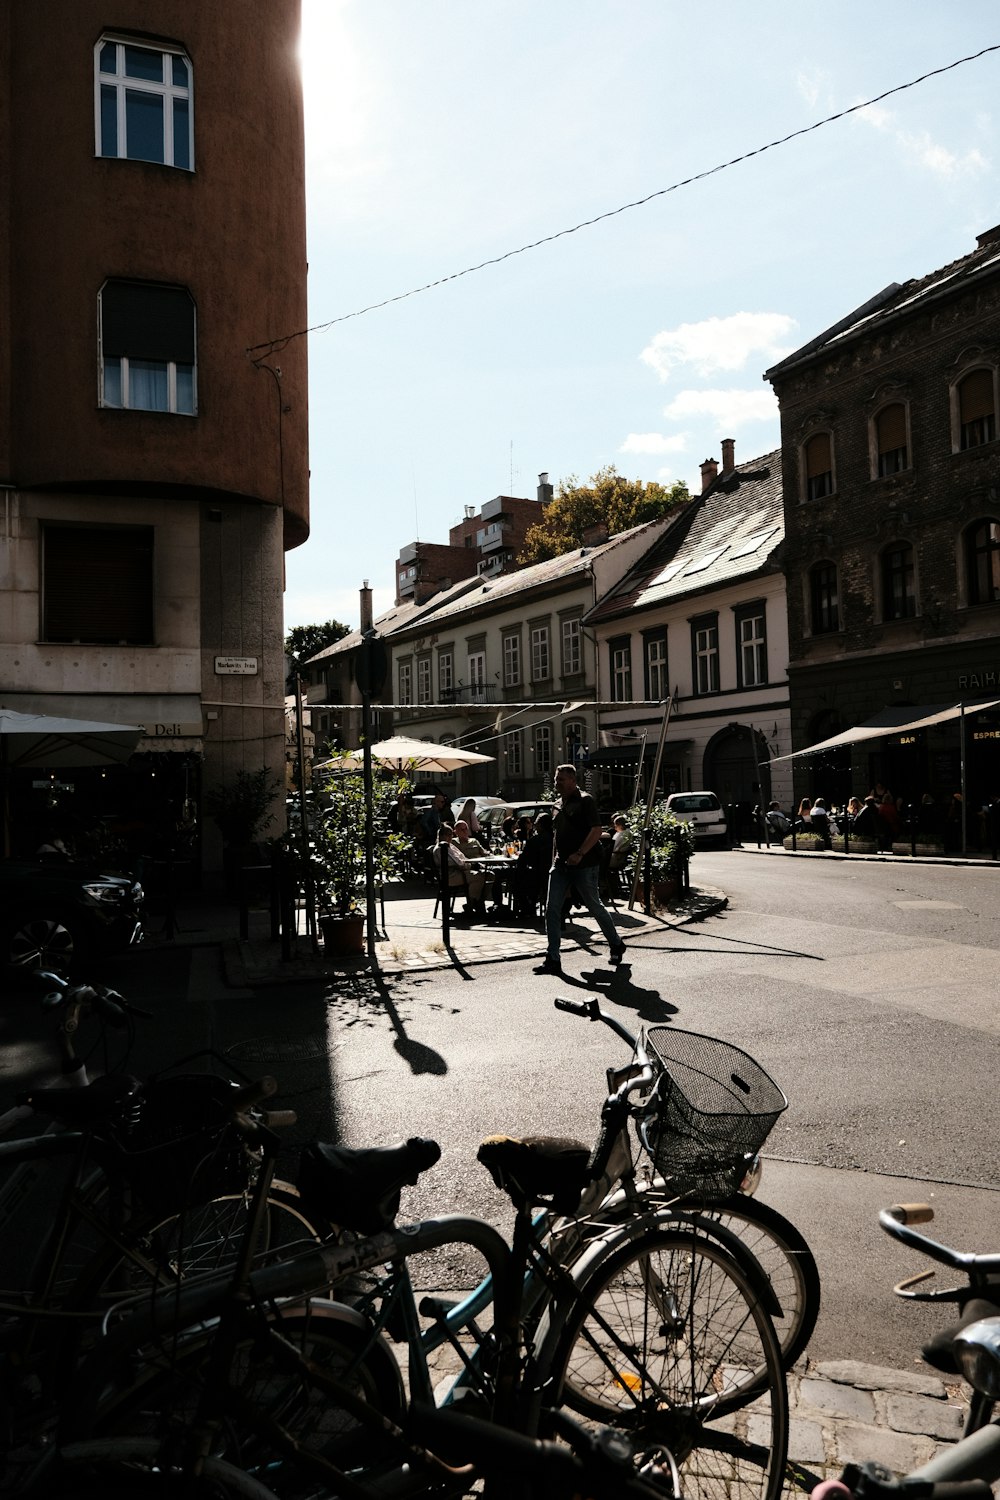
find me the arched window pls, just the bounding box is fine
[881,542,916,620]
[875,403,909,476]
[965,520,1000,606]
[803,432,834,500]
[956,369,997,450]
[809,562,839,634]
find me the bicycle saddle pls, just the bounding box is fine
[17,1072,142,1124]
[297,1136,441,1233]
[477,1134,591,1214]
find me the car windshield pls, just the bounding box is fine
[671,794,720,813]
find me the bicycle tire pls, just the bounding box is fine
[46,1438,281,1498]
[549,1226,789,1500]
[79,1301,406,1499]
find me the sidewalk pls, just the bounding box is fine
[217,879,729,988]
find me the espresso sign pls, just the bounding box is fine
[215,657,258,675]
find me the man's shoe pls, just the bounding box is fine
[533,957,563,976]
[609,942,626,966]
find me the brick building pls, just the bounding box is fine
[394,477,550,603]
[765,227,1000,819]
[0,1,308,873]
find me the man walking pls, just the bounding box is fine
[534,763,625,977]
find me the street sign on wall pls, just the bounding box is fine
[215,657,258,675]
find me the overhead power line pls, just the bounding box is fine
[248,44,999,358]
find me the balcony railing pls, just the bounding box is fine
[439,683,500,704]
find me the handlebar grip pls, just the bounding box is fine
[554,996,593,1017]
[891,1203,935,1225]
[260,1109,297,1129]
[229,1076,278,1113]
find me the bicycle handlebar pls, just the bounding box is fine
[38,974,154,1026]
[553,995,641,1050]
[880,1206,1000,1279]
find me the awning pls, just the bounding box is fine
[773,698,1000,762]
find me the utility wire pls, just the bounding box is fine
[248,44,999,358]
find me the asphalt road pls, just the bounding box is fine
[4,850,999,1371]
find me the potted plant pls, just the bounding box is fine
[204,768,281,890]
[622,803,696,908]
[308,770,406,954]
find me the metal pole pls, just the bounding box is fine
[960,701,968,856]
[748,723,764,849]
[295,676,317,952]
[362,677,378,960]
[629,696,673,910]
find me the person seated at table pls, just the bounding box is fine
[510,811,554,921]
[514,814,534,844]
[809,796,832,847]
[456,797,483,837]
[452,819,493,919]
[609,814,632,871]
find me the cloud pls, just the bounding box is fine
[662,389,779,426]
[858,105,989,179]
[640,313,798,382]
[620,432,688,456]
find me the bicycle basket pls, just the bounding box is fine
[637,1027,787,1201]
[114,1074,252,1217]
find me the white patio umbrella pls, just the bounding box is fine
[316,734,494,774]
[0,707,144,856]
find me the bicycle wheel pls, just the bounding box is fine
[550,1227,789,1500]
[46,1439,281,1498]
[81,1301,406,1500]
[699,1196,820,1372]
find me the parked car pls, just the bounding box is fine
[0,860,144,979]
[476,801,553,842]
[663,791,728,845]
[449,796,509,824]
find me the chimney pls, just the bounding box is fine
[721,438,735,473]
[537,472,553,505]
[359,580,373,632]
[581,521,609,546]
[976,224,1000,248]
[700,457,719,494]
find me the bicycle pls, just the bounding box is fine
[55,1012,791,1500]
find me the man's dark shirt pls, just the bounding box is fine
[552,788,602,866]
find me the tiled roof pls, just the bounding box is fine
[586,450,783,625]
[304,578,483,664]
[765,226,1000,378]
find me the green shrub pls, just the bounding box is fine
[622,802,696,882]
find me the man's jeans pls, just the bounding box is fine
[545,860,620,961]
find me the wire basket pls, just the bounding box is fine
[113,1073,252,1218]
[637,1027,787,1202]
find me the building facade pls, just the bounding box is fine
[394,477,551,604]
[765,226,1000,816]
[0,1,308,871]
[586,444,791,820]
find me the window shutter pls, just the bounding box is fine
[805,432,831,477]
[44,527,154,643]
[102,282,195,363]
[877,403,907,452]
[959,369,995,423]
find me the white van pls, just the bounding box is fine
[664,791,728,845]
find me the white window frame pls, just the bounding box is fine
[646,634,667,701]
[530,625,550,682]
[502,633,521,687]
[694,623,719,695]
[505,730,523,777]
[561,617,582,676]
[438,651,453,695]
[99,281,197,415]
[611,642,632,703]
[533,724,552,776]
[468,650,487,702]
[417,656,431,703]
[738,611,766,687]
[398,661,412,705]
[95,35,194,170]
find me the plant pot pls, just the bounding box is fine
[320,913,365,956]
[639,877,679,908]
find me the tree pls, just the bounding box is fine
[518,466,689,564]
[284,619,351,679]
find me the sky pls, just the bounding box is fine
[285,1,1000,633]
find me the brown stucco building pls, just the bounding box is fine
[0,1,308,873]
[765,227,1000,822]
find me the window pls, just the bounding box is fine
[530,624,550,682]
[417,656,431,703]
[875,403,909,476]
[881,543,916,620]
[397,661,412,705]
[735,605,767,687]
[644,630,667,701]
[96,37,193,169]
[502,633,521,687]
[809,562,840,634]
[609,637,632,702]
[957,368,997,450]
[691,615,719,695]
[438,650,453,695]
[504,730,523,777]
[965,520,1000,606]
[564,720,586,767]
[803,432,834,500]
[467,650,487,701]
[533,724,552,776]
[561,617,582,676]
[100,281,196,414]
[43,525,154,644]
